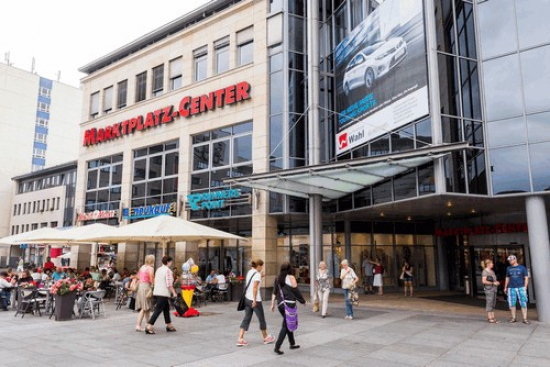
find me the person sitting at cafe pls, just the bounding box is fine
[82,275,99,291]
[66,268,76,279]
[0,271,16,311]
[89,266,100,281]
[43,257,55,271]
[205,269,219,300]
[122,271,137,290]
[42,269,53,282]
[121,268,130,279]
[31,268,42,282]
[111,268,122,282]
[79,267,90,280]
[52,267,66,281]
[18,270,34,286]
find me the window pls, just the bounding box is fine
[135,71,147,102]
[36,117,48,127]
[117,80,128,109]
[103,86,113,113]
[90,92,100,118]
[152,64,164,97]
[37,102,50,113]
[194,46,208,82]
[85,154,123,216]
[34,133,47,144]
[215,37,230,74]
[39,87,51,98]
[33,148,46,158]
[237,27,254,66]
[32,164,42,172]
[169,57,183,90]
[56,197,60,210]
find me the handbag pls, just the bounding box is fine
[279,284,298,332]
[312,297,319,312]
[399,271,405,280]
[349,285,359,305]
[146,288,154,299]
[237,271,256,311]
[130,279,139,292]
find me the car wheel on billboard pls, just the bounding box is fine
[364,68,375,89]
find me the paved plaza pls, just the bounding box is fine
[1,293,549,367]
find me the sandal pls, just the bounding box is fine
[523,319,531,324]
[487,319,500,324]
[135,326,145,332]
[508,318,517,323]
[145,327,156,334]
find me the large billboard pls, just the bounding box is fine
[334,0,429,155]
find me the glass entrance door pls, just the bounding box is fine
[472,245,525,295]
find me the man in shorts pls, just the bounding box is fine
[362,256,375,294]
[504,255,530,324]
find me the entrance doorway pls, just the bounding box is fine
[471,245,525,295]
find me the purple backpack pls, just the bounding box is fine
[279,285,298,332]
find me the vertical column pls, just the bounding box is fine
[525,196,550,322]
[344,220,352,262]
[437,238,450,291]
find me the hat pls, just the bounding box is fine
[507,255,517,261]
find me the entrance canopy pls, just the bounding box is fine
[226,143,470,200]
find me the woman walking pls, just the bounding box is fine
[402,261,414,297]
[316,261,331,318]
[271,261,305,355]
[145,256,178,334]
[373,259,384,295]
[340,259,358,320]
[237,258,275,346]
[482,259,500,323]
[135,255,155,332]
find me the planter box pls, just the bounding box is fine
[54,292,76,321]
[230,282,244,302]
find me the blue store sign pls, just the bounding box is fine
[187,189,242,211]
[123,202,177,220]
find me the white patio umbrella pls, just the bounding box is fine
[14,223,120,245]
[0,227,61,245]
[58,252,72,259]
[76,215,247,244]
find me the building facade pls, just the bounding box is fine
[75,0,550,316]
[6,161,77,267]
[0,63,82,260]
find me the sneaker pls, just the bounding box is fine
[349,316,354,320]
[236,339,249,346]
[344,316,350,320]
[264,335,275,344]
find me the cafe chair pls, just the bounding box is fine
[14,288,43,318]
[79,290,107,320]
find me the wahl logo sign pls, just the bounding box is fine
[337,128,365,153]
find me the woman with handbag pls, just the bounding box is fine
[316,261,331,318]
[135,255,155,332]
[236,258,275,346]
[270,261,305,355]
[482,259,500,323]
[340,259,358,320]
[401,261,414,298]
[145,255,178,334]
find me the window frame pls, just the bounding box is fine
[135,71,147,103]
[152,64,164,97]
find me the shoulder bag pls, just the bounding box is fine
[279,283,298,332]
[237,271,256,311]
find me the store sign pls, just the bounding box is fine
[435,223,528,237]
[122,202,177,220]
[83,81,252,147]
[187,189,242,211]
[333,0,429,154]
[77,210,118,222]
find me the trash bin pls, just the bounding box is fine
[464,275,471,295]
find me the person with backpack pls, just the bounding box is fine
[373,258,384,295]
[270,261,305,355]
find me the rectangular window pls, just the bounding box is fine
[194,46,208,82]
[51,221,58,228]
[33,147,46,158]
[215,37,230,74]
[237,27,254,66]
[34,133,47,144]
[90,92,100,118]
[56,197,60,210]
[169,57,183,90]
[23,203,27,214]
[117,80,128,109]
[103,86,113,113]
[39,87,51,98]
[152,64,164,97]
[135,71,147,102]
[37,102,50,113]
[36,117,48,127]
[13,204,16,216]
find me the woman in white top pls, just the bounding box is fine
[340,259,358,320]
[316,261,332,318]
[145,255,178,334]
[236,258,275,347]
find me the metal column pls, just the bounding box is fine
[307,0,322,301]
[525,196,550,322]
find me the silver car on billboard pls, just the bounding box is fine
[342,37,407,95]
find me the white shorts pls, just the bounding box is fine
[373,274,383,287]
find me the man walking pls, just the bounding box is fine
[504,255,530,324]
[362,256,374,294]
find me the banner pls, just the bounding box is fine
[334,0,429,154]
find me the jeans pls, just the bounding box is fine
[343,289,353,317]
[0,289,11,310]
[318,288,330,316]
[149,296,171,325]
[239,298,267,331]
[275,303,296,349]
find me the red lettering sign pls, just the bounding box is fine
[435,223,528,237]
[83,82,252,147]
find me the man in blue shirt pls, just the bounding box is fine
[504,255,530,324]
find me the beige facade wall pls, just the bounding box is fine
[75,1,276,280]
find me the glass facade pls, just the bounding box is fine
[85,154,123,225]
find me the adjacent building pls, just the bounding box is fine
[74,0,550,319]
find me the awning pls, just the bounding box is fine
[225,143,471,200]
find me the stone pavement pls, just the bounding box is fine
[0,293,549,367]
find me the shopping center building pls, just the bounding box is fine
[75,0,550,319]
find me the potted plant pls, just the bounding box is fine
[229,275,245,302]
[50,279,83,321]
